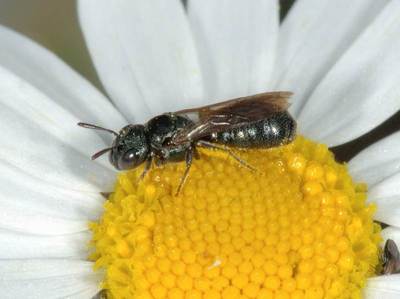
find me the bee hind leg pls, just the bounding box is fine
[196,140,256,172]
[175,147,194,196]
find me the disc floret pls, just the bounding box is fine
[90,136,381,299]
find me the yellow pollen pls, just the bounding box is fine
[89,136,381,299]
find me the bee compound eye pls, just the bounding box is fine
[117,146,149,170]
[116,150,139,170]
[123,151,136,162]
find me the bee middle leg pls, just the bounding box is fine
[176,146,194,196]
[193,146,200,160]
[196,140,256,171]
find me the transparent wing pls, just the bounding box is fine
[175,91,291,121]
[172,91,292,144]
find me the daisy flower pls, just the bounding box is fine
[1,0,400,298]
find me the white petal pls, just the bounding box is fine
[0,161,103,219]
[274,0,388,116]
[0,66,116,193]
[381,227,400,245]
[367,173,400,227]
[0,24,126,142]
[349,131,400,187]
[0,203,88,235]
[0,259,101,299]
[78,0,204,122]
[188,0,278,101]
[0,162,102,235]
[365,274,400,299]
[297,1,400,146]
[0,229,89,259]
[349,133,400,227]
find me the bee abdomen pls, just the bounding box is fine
[214,112,296,148]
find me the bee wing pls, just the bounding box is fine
[176,91,292,121]
[172,91,292,144]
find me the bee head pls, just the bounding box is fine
[110,124,149,170]
[77,122,149,171]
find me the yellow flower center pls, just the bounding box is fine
[90,136,381,299]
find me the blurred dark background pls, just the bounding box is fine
[0,0,398,162]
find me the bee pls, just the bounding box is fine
[79,91,296,194]
[382,239,400,275]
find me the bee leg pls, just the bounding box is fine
[197,140,256,172]
[154,154,168,167]
[155,158,163,167]
[175,147,194,196]
[193,146,200,160]
[139,156,153,181]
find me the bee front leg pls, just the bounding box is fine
[175,146,194,196]
[154,157,164,167]
[139,156,153,181]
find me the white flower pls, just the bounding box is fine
[0,0,400,298]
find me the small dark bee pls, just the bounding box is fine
[79,91,296,194]
[382,239,400,275]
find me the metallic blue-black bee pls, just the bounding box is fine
[79,91,297,194]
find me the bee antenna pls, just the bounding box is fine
[91,147,112,160]
[77,122,118,137]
